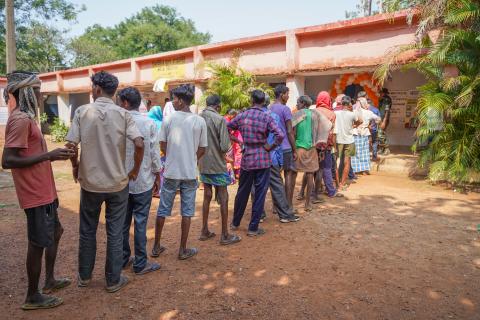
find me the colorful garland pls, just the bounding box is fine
[330,72,380,106]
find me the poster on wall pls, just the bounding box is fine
[152,59,186,80]
[404,90,419,129]
[389,90,408,122]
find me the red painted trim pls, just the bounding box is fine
[37,10,416,79]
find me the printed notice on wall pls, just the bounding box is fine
[404,90,419,129]
[152,59,186,80]
[389,90,419,129]
[389,91,407,122]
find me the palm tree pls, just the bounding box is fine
[204,50,273,115]
[375,0,480,185]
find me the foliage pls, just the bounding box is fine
[376,0,480,185]
[39,112,48,124]
[345,0,384,18]
[204,50,274,115]
[69,5,211,67]
[0,0,84,74]
[15,22,68,73]
[67,35,120,68]
[49,117,69,142]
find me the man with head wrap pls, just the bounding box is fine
[351,96,381,174]
[2,71,75,310]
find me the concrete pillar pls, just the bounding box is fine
[131,60,141,83]
[286,30,299,73]
[193,47,205,79]
[57,94,71,126]
[286,75,305,109]
[194,83,205,113]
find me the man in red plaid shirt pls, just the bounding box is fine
[228,90,284,236]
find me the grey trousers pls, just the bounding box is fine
[269,165,295,219]
[252,165,294,220]
[79,186,129,287]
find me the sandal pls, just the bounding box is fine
[21,295,63,311]
[105,275,129,293]
[330,193,344,198]
[178,248,198,260]
[296,194,305,201]
[135,262,161,275]
[199,231,216,241]
[42,278,71,294]
[247,228,266,237]
[220,234,242,246]
[123,257,135,270]
[150,245,166,258]
[312,198,325,204]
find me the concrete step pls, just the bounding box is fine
[374,153,427,177]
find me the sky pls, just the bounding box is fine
[63,0,360,43]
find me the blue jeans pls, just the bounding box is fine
[371,131,378,159]
[321,150,336,197]
[123,188,153,273]
[251,166,295,220]
[348,166,356,179]
[157,178,197,217]
[233,168,270,232]
[79,186,129,287]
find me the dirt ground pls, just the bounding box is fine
[1,137,480,320]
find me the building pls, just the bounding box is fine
[1,10,429,146]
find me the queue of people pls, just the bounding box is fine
[2,70,391,310]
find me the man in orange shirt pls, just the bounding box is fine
[2,71,75,310]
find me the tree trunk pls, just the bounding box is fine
[367,0,373,16]
[5,0,17,73]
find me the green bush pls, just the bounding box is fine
[39,112,48,124]
[50,117,69,142]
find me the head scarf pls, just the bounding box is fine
[148,105,163,130]
[316,91,332,111]
[5,71,41,119]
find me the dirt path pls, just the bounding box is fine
[1,141,479,319]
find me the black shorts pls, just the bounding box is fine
[24,199,60,248]
[282,150,296,172]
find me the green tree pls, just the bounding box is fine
[68,35,120,68]
[376,0,480,185]
[0,0,84,74]
[345,0,383,18]
[16,22,67,73]
[204,51,273,115]
[69,5,211,67]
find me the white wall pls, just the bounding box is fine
[305,75,338,99]
[69,93,91,121]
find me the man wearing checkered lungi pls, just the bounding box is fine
[351,97,381,174]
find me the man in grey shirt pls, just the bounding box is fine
[117,87,161,276]
[198,95,241,246]
[66,71,144,293]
